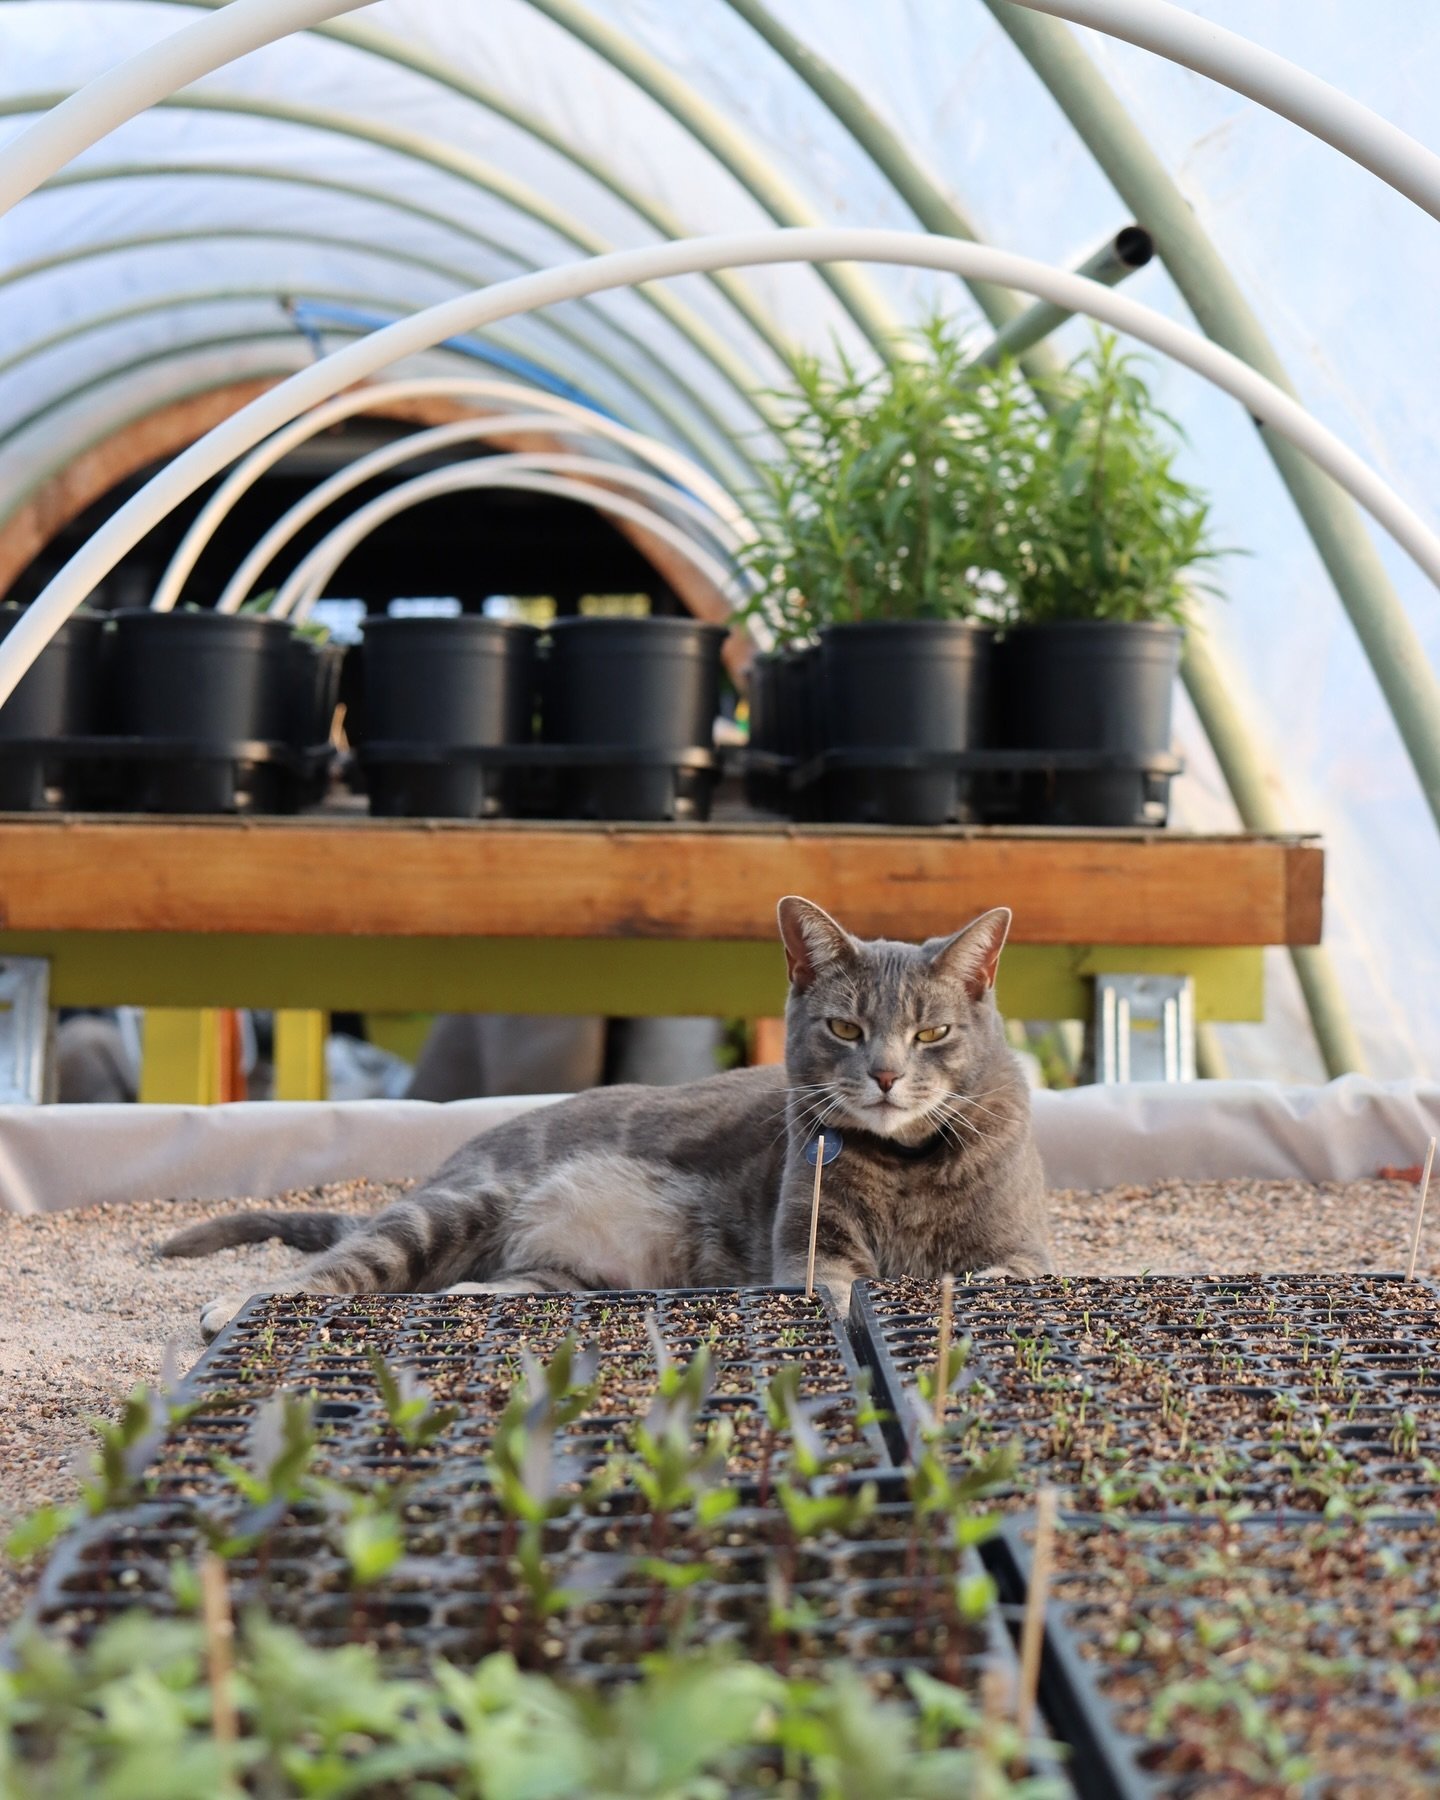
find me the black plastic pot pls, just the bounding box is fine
[0,604,104,809]
[359,614,538,819]
[108,609,299,813]
[993,621,1183,827]
[817,620,991,826]
[540,615,726,821]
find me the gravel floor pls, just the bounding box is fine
[1,1171,1432,1627]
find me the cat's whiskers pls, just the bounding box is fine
[939,1086,1009,1126]
[760,1083,839,1124]
[771,1084,845,1149]
[929,1098,981,1140]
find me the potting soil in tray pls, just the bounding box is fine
[178,1285,887,1492]
[994,1510,1440,1800]
[25,1288,1035,1713]
[854,1274,1440,1512]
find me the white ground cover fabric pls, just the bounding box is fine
[4,1076,1439,1216]
[1,2,1438,1080]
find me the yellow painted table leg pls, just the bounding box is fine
[274,1010,328,1101]
[140,1008,221,1104]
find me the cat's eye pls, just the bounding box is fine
[915,1025,951,1044]
[827,1018,863,1042]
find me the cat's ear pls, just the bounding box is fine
[928,906,1012,1001]
[777,896,854,991]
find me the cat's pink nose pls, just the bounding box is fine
[872,1070,900,1093]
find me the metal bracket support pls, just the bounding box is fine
[1095,973,1196,1083]
[0,956,51,1103]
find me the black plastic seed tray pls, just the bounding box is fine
[28,1297,1030,1720]
[32,1484,1027,1708]
[188,1284,887,1488]
[852,1275,1440,1511]
[28,1288,882,1650]
[991,1509,1440,1800]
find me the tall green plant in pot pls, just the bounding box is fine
[743,322,1024,825]
[995,332,1222,827]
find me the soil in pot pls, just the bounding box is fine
[817,620,991,826]
[991,620,1182,827]
[540,615,725,821]
[0,604,104,809]
[107,608,298,812]
[358,614,538,819]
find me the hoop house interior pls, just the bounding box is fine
[1,0,1436,1081]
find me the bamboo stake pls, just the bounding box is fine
[1406,1135,1437,1279]
[933,1273,955,1428]
[1016,1488,1058,1741]
[200,1552,238,1749]
[805,1134,825,1299]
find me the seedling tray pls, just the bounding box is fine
[992,1509,1440,1799]
[25,1288,1040,1715]
[183,1284,888,1492]
[853,1274,1440,1511]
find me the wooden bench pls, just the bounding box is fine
[0,817,1322,1101]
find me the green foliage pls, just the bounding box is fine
[0,1614,1064,1800]
[742,319,1220,637]
[367,1349,460,1451]
[1001,333,1221,625]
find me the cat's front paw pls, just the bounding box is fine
[199,1293,245,1342]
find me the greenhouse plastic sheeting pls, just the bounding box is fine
[2,2,1439,1078]
[3,1078,1439,1216]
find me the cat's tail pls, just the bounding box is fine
[159,1211,355,1259]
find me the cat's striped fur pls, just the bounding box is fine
[164,898,1052,1338]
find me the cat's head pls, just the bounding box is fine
[777,896,1013,1146]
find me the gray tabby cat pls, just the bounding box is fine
[165,896,1052,1339]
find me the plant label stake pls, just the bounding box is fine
[200,1552,238,1749]
[1406,1135,1437,1280]
[933,1272,955,1429]
[805,1133,825,1299]
[1017,1487,1058,1742]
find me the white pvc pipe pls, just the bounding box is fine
[8,229,1440,709]
[152,376,744,612]
[278,462,744,623]
[0,0,373,217]
[218,417,747,614]
[1007,0,1440,225]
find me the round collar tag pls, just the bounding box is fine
[804,1131,844,1168]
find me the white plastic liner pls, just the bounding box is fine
[0,2,1437,1080]
[4,1077,1439,1217]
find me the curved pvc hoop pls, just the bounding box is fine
[0,0,375,215]
[0,198,752,481]
[7,229,1440,719]
[49,3,797,370]
[35,161,749,464]
[0,327,652,538]
[218,421,748,615]
[1,89,779,441]
[1008,0,1440,226]
[154,375,746,615]
[280,462,744,624]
